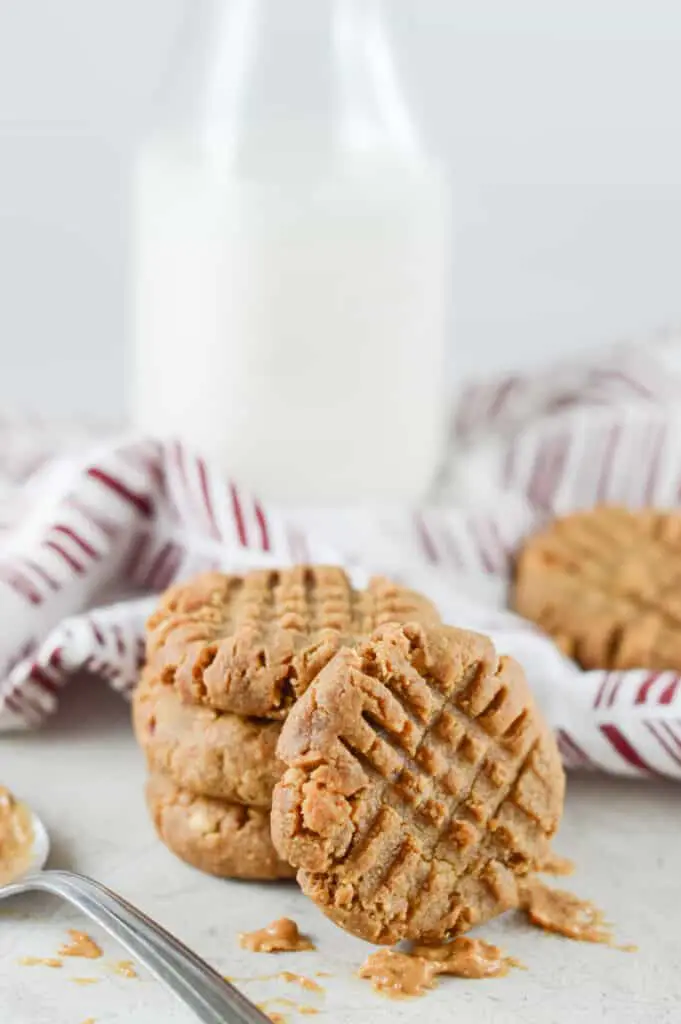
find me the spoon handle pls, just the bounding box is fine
[0,869,269,1024]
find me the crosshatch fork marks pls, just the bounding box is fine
[336,662,538,910]
[513,506,681,670]
[272,622,565,944]
[144,567,441,717]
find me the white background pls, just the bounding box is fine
[1,0,681,420]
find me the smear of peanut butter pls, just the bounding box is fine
[239,918,314,953]
[358,950,440,998]
[59,930,103,959]
[71,977,100,986]
[113,959,138,978]
[257,999,294,1023]
[224,969,326,995]
[256,991,322,1022]
[359,937,523,998]
[413,937,521,979]
[278,971,323,992]
[18,956,62,968]
[0,786,34,884]
[519,879,634,950]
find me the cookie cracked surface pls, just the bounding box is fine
[133,674,282,807]
[146,567,440,718]
[513,505,681,669]
[271,622,564,944]
[146,773,295,881]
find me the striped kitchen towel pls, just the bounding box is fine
[2,332,681,780]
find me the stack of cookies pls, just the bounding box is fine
[132,566,440,882]
[133,563,566,946]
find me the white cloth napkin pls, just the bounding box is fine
[2,335,681,781]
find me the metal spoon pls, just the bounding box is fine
[0,806,270,1024]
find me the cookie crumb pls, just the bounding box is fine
[536,851,575,877]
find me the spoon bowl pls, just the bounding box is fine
[24,808,50,879]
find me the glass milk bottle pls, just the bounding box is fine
[131,0,451,503]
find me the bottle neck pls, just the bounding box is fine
[334,0,419,158]
[152,0,422,171]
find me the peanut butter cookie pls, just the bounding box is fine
[133,675,282,808]
[145,773,294,881]
[146,567,440,718]
[271,622,564,944]
[512,505,681,669]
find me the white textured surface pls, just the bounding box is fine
[1,679,680,1024]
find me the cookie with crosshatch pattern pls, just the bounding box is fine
[145,567,440,719]
[271,622,564,944]
[512,505,681,669]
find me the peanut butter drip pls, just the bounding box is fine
[358,950,440,997]
[0,786,34,884]
[521,879,624,945]
[239,918,314,953]
[59,930,103,959]
[413,937,518,979]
